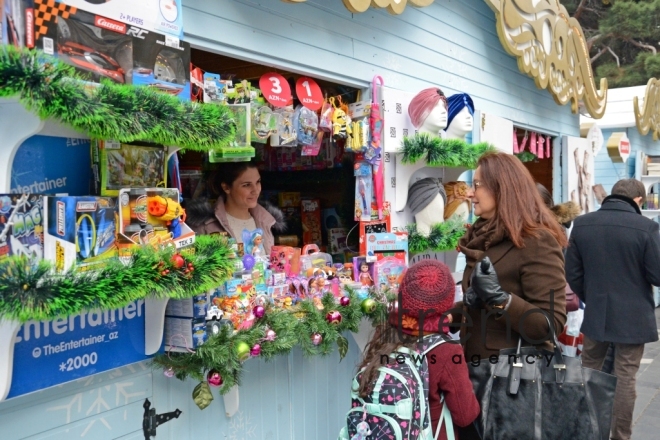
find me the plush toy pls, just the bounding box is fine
[351,421,372,440]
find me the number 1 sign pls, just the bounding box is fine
[259,72,292,107]
[295,77,323,111]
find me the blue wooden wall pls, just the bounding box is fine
[0,0,584,438]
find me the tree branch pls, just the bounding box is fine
[624,37,657,55]
[606,46,620,67]
[587,34,601,51]
[573,0,589,20]
[590,46,609,63]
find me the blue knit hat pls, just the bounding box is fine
[445,93,475,130]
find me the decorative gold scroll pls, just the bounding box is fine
[634,78,660,141]
[281,0,435,15]
[487,0,608,119]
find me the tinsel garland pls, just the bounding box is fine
[152,289,393,404]
[0,44,235,151]
[0,235,234,322]
[401,134,495,168]
[515,151,538,162]
[406,216,468,254]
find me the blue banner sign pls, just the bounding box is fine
[8,300,149,399]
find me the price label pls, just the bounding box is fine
[259,73,292,108]
[295,77,323,111]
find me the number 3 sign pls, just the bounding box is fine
[295,77,323,111]
[259,72,292,107]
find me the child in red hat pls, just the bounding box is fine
[356,260,480,439]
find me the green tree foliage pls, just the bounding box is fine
[565,0,660,87]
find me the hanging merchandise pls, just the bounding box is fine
[354,161,373,222]
[203,72,231,104]
[319,98,334,132]
[293,105,319,146]
[190,65,204,102]
[530,131,537,155]
[520,130,529,153]
[271,107,298,147]
[370,76,385,219]
[513,128,519,153]
[546,135,552,158]
[301,131,324,156]
[252,105,280,144]
[332,96,352,140]
[538,135,545,159]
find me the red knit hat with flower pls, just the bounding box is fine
[390,260,456,335]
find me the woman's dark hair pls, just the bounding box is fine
[212,160,258,199]
[477,152,567,248]
[536,183,554,209]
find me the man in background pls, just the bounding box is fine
[566,178,660,440]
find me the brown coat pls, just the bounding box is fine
[456,230,567,360]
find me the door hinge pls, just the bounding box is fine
[143,398,182,439]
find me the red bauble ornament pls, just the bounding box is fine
[171,254,185,269]
[207,369,223,387]
[340,296,351,307]
[253,305,265,319]
[326,311,342,325]
[250,344,262,357]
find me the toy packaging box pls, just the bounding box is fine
[301,199,322,246]
[354,161,373,221]
[166,294,208,320]
[203,72,231,105]
[365,231,409,264]
[43,196,118,272]
[117,187,195,257]
[374,255,406,293]
[91,140,167,196]
[164,317,207,350]
[353,256,375,288]
[0,194,44,262]
[270,245,301,277]
[359,216,391,255]
[2,0,35,48]
[328,228,348,254]
[55,0,184,39]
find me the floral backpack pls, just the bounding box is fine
[338,334,455,440]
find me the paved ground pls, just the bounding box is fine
[631,308,660,439]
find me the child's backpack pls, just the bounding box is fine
[338,334,455,440]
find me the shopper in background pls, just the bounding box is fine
[185,160,286,253]
[454,152,567,438]
[566,178,660,440]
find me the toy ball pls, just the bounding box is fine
[361,298,377,314]
[235,341,251,362]
[326,311,342,325]
[207,369,223,387]
[253,305,265,319]
[311,333,323,346]
[163,367,175,378]
[250,344,262,357]
[340,296,351,307]
[264,329,277,341]
[242,254,255,271]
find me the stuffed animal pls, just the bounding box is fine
[351,421,372,440]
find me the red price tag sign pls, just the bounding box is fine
[259,73,292,108]
[295,77,323,111]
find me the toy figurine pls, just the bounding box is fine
[332,108,352,140]
[359,262,374,287]
[147,195,186,239]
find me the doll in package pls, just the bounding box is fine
[242,228,266,261]
[374,256,406,293]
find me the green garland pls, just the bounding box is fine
[401,133,495,168]
[0,44,235,151]
[515,151,538,162]
[152,290,393,407]
[0,235,234,322]
[407,216,468,254]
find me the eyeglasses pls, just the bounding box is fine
[471,180,484,191]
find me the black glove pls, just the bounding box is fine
[463,286,483,310]
[470,257,510,308]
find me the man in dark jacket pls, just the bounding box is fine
[566,179,660,440]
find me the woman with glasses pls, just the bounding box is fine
[453,152,568,438]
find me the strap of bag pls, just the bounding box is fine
[433,394,455,440]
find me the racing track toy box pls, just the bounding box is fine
[117,187,195,258]
[91,140,168,197]
[55,0,184,39]
[2,0,35,48]
[43,196,118,272]
[0,194,44,262]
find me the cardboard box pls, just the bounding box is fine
[278,192,301,208]
[91,140,167,196]
[0,194,44,262]
[328,228,348,254]
[43,196,118,272]
[365,232,408,264]
[55,0,184,38]
[165,294,208,319]
[301,199,322,246]
[164,317,206,349]
[2,0,35,47]
[359,217,391,255]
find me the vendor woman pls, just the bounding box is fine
[186,160,286,254]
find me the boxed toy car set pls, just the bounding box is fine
[43,196,118,272]
[55,0,184,39]
[0,194,44,262]
[2,0,35,48]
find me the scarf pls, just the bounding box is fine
[458,218,506,278]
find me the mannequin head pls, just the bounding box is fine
[408,177,447,237]
[444,93,475,141]
[443,181,472,222]
[408,87,448,136]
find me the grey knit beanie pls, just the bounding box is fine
[407,178,446,216]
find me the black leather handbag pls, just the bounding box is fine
[468,315,617,440]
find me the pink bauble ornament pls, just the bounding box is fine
[207,369,223,387]
[311,333,323,346]
[163,367,175,378]
[250,344,262,357]
[253,305,265,319]
[326,311,342,325]
[340,296,351,307]
[265,329,277,341]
